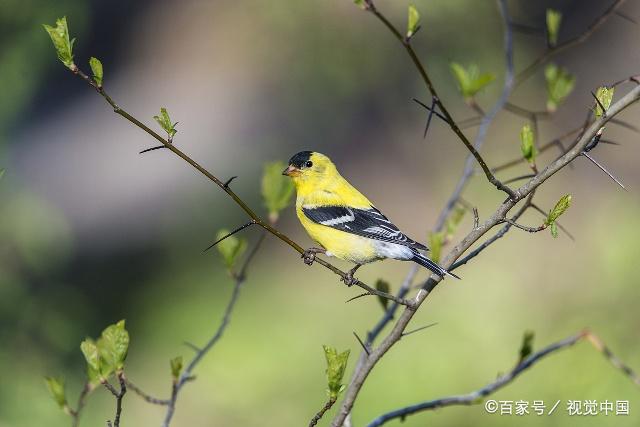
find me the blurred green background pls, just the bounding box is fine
[1,0,639,426]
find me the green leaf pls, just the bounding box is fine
[518,330,535,362]
[170,356,183,379]
[545,64,575,112]
[450,62,495,101]
[89,57,103,87]
[375,279,390,310]
[428,231,444,263]
[216,229,247,269]
[43,17,75,69]
[261,161,295,222]
[407,5,420,38]
[44,376,67,409]
[545,194,572,225]
[550,221,559,238]
[546,9,562,47]
[353,0,366,9]
[80,338,102,384]
[322,345,350,400]
[595,86,615,118]
[519,124,537,164]
[153,107,177,138]
[0,169,4,180]
[98,320,129,373]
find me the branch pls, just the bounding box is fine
[366,330,639,426]
[330,50,640,427]
[70,68,407,308]
[515,0,628,86]
[364,0,514,198]
[103,373,126,427]
[69,383,90,427]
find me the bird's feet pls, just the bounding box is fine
[341,264,362,287]
[302,248,325,266]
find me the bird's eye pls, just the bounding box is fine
[305,160,313,168]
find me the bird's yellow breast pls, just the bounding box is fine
[296,204,380,264]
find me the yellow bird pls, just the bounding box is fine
[282,151,459,283]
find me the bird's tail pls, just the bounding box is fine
[411,250,460,280]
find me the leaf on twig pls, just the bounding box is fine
[520,124,537,165]
[545,64,575,112]
[80,320,130,383]
[375,279,390,310]
[80,338,102,384]
[545,194,571,238]
[450,62,495,102]
[43,17,75,69]
[99,320,130,373]
[89,57,103,87]
[216,229,247,269]
[153,107,178,138]
[170,356,183,380]
[518,330,535,363]
[407,5,420,38]
[0,169,4,180]
[322,345,350,400]
[44,376,67,409]
[545,194,571,225]
[546,9,562,47]
[261,161,294,222]
[595,86,615,118]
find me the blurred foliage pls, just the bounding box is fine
[545,9,562,47]
[215,229,247,270]
[261,161,295,222]
[545,63,575,112]
[450,62,495,102]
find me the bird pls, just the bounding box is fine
[282,151,459,284]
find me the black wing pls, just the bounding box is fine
[302,205,428,251]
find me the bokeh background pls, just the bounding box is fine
[1,0,639,426]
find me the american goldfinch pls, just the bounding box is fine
[282,151,459,283]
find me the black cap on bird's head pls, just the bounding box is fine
[282,150,314,176]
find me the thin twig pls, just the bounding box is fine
[434,0,516,231]
[309,398,337,427]
[161,233,267,427]
[515,0,628,86]
[366,330,639,426]
[123,378,170,406]
[69,383,90,427]
[500,218,546,233]
[365,0,514,198]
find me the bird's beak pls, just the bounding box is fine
[282,164,301,177]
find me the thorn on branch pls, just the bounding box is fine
[353,332,370,356]
[581,152,626,190]
[203,221,256,252]
[614,10,638,25]
[139,145,166,154]
[401,322,438,338]
[223,176,238,188]
[183,341,201,352]
[412,98,448,136]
